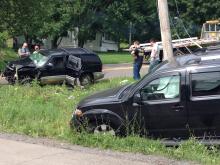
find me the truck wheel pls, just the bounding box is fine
[94,124,116,135]
[20,77,32,85]
[86,119,126,136]
[174,50,184,56]
[87,122,116,136]
[79,74,93,86]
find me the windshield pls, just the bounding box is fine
[30,53,49,67]
[119,61,169,99]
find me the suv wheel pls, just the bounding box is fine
[79,74,93,86]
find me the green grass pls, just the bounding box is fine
[0,80,219,164]
[98,52,132,64]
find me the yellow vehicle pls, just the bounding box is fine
[201,20,220,40]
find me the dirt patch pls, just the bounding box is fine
[0,75,8,85]
[0,132,199,165]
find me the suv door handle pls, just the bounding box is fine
[171,105,184,111]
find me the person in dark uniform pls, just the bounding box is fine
[129,41,144,80]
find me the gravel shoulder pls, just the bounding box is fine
[0,132,199,165]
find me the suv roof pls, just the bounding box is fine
[39,47,93,57]
[62,47,92,54]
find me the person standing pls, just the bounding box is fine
[148,38,160,72]
[33,45,40,54]
[130,41,144,80]
[18,42,30,58]
[12,37,18,51]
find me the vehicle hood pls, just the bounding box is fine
[7,57,36,69]
[77,85,129,108]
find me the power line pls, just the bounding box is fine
[173,0,202,48]
[170,15,192,54]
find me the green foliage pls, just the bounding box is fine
[0,0,48,41]
[0,31,9,47]
[1,0,220,48]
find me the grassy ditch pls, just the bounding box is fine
[0,79,219,164]
[98,52,132,64]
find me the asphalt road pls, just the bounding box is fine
[0,133,198,165]
[103,63,149,79]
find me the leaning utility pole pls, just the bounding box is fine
[157,0,175,63]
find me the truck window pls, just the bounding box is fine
[66,55,81,70]
[50,56,64,69]
[141,75,180,101]
[191,72,220,97]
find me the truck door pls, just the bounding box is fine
[139,72,188,138]
[39,55,66,85]
[66,55,82,72]
[43,56,66,76]
[66,55,82,77]
[188,70,220,137]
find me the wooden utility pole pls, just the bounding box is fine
[157,0,175,63]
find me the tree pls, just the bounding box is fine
[0,0,48,44]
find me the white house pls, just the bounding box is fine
[83,33,118,52]
[15,29,118,52]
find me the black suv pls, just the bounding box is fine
[70,57,220,139]
[2,48,103,86]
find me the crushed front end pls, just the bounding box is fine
[2,62,17,84]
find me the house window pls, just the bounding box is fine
[104,34,113,41]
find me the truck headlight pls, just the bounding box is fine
[73,109,83,117]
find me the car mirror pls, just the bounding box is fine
[133,92,142,104]
[46,62,54,69]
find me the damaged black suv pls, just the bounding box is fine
[2,48,104,86]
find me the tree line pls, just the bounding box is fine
[0,0,219,48]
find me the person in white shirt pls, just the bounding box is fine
[148,38,160,72]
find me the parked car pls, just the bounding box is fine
[2,48,104,86]
[70,57,220,139]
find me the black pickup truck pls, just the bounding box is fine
[71,56,220,139]
[2,48,104,86]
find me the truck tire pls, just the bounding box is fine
[79,73,93,86]
[20,77,32,85]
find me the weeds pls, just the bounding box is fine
[0,79,219,164]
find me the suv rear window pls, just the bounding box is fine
[191,72,220,97]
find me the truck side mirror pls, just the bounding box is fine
[46,62,54,69]
[133,92,142,105]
